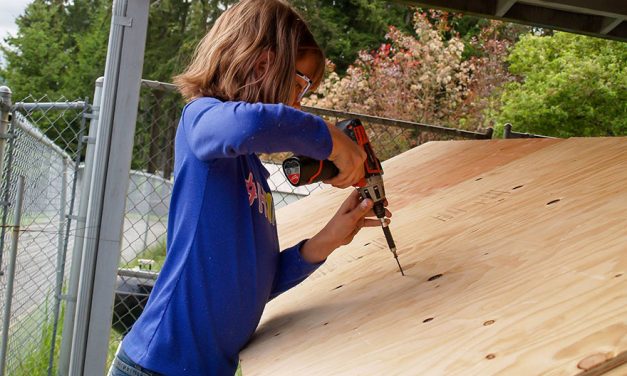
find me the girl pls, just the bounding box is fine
[111,0,390,375]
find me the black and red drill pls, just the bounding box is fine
[282,119,404,275]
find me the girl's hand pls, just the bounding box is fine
[325,122,366,188]
[300,190,392,264]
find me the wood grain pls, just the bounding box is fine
[241,138,627,376]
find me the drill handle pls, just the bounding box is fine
[336,119,383,179]
[282,156,339,187]
[282,118,383,187]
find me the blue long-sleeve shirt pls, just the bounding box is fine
[121,97,333,375]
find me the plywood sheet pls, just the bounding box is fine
[241,138,627,376]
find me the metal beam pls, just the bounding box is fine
[396,0,493,14]
[496,0,517,17]
[520,0,627,20]
[69,0,150,374]
[508,3,602,32]
[608,20,627,38]
[600,17,623,34]
[401,0,627,42]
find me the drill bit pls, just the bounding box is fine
[380,218,404,276]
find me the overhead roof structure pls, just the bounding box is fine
[241,137,627,375]
[400,0,627,42]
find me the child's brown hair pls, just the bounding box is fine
[174,0,325,103]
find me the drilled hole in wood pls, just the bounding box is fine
[483,320,495,326]
[423,317,434,323]
[512,185,524,190]
[485,354,496,360]
[332,285,344,290]
[428,274,443,282]
[546,199,561,205]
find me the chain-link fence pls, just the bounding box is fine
[0,91,89,376]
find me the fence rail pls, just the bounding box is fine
[302,106,494,140]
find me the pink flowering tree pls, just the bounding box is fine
[304,10,518,136]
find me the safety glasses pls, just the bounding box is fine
[295,70,313,102]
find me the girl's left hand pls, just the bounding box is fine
[300,190,392,263]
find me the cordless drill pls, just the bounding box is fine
[282,119,404,275]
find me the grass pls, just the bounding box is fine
[10,299,62,376]
[122,241,167,271]
[106,328,123,372]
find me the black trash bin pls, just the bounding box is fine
[112,271,156,335]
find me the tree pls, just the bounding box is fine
[64,1,110,99]
[291,0,412,73]
[496,32,627,137]
[303,11,517,129]
[0,0,72,101]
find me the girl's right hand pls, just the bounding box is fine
[324,122,367,188]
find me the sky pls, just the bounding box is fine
[0,0,30,41]
[0,0,31,66]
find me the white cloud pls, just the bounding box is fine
[0,0,32,42]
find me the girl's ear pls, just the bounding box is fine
[254,50,276,80]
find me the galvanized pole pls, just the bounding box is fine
[69,0,150,372]
[0,87,11,182]
[49,97,91,375]
[58,79,102,376]
[142,177,151,251]
[47,157,68,375]
[0,176,26,376]
[68,0,128,367]
[0,86,12,270]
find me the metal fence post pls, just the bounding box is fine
[58,79,102,375]
[0,110,16,279]
[47,157,68,375]
[0,86,12,269]
[142,176,152,251]
[504,123,513,139]
[69,0,150,372]
[0,176,26,376]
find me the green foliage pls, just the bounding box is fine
[291,0,413,73]
[304,10,517,136]
[1,0,413,168]
[2,0,412,97]
[496,32,627,137]
[63,1,110,99]
[3,1,624,140]
[10,296,63,375]
[0,0,72,100]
